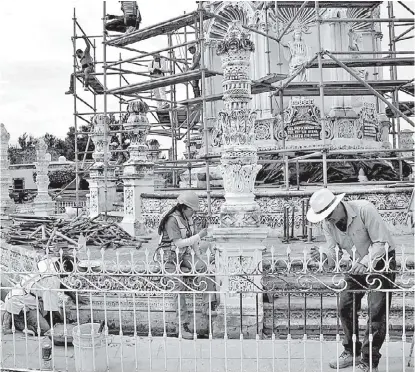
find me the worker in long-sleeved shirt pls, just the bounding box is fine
[307,188,395,372]
[147,54,169,109]
[65,36,94,94]
[156,191,216,339]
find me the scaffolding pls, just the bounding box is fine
[68,1,415,216]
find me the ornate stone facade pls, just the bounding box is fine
[121,100,155,236]
[88,114,117,218]
[139,188,413,236]
[0,124,14,216]
[33,137,55,216]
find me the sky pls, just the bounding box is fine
[0,0,414,151]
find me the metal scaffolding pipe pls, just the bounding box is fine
[315,1,328,187]
[394,25,415,41]
[398,1,415,15]
[199,4,212,216]
[327,50,414,55]
[72,8,80,215]
[277,1,309,41]
[321,18,415,23]
[325,51,415,127]
[106,39,197,68]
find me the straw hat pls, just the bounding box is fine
[306,189,346,224]
[177,191,200,212]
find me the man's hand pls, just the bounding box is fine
[350,262,367,275]
[310,246,327,262]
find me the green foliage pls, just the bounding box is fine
[33,165,76,188]
[64,125,94,161]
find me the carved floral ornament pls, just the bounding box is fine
[205,2,378,46]
[216,21,255,55]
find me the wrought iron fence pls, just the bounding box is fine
[0,245,414,372]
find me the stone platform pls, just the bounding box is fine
[0,334,412,372]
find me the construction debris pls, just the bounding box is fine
[3,214,150,251]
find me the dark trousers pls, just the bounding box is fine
[340,253,396,367]
[69,66,94,91]
[105,16,139,33]
[191,80,200,98]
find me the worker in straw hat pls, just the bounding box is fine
[307,188,396,372]
[156,191,217,340]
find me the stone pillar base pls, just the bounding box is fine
[211,226,269,339]
[121,176,154,236]
[33,200,55,216]
[212,304,262,339]
[88,179,117,218]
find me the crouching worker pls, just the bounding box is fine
[307,189,396,372]
[156,191,217,339]
[2,256,77,336]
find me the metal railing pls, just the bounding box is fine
[0,243,413,372]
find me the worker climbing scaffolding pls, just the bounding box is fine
[65,36,94,95]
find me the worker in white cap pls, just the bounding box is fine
[307,188,396,372]
[156,191,216,340]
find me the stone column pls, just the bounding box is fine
[147,139,165,189]
[33,138,55,216]
[212,21,269,339]
[88,114,117,218]
[121,100,154,236]
[378,114,391,149]
[0,124,14,217]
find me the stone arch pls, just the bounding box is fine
[205,2,255,43]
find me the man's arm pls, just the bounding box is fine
[83,36,91,55]
[321,222,340,267]
[358,202,391,267]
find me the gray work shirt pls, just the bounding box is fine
[322,200,395,266]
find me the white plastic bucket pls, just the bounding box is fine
[72,323,107,372]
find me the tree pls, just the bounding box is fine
[17,133,36,150]
[43,133,67,157]
[64,125,95,161]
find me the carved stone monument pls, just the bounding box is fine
[121,100,154,236]
[33,137,55,216]
[88,115,117,218]
[0,124,14,217]
[212,21,269,338]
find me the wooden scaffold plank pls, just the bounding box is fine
[308,57,415,69]
[106,11,214,47]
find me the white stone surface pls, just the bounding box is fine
[0,123,14,216]
[33,137,55,216]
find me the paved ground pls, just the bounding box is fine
[1,333,413,372]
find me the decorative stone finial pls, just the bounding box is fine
[127,100,149,114]
[0,123,10,143]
